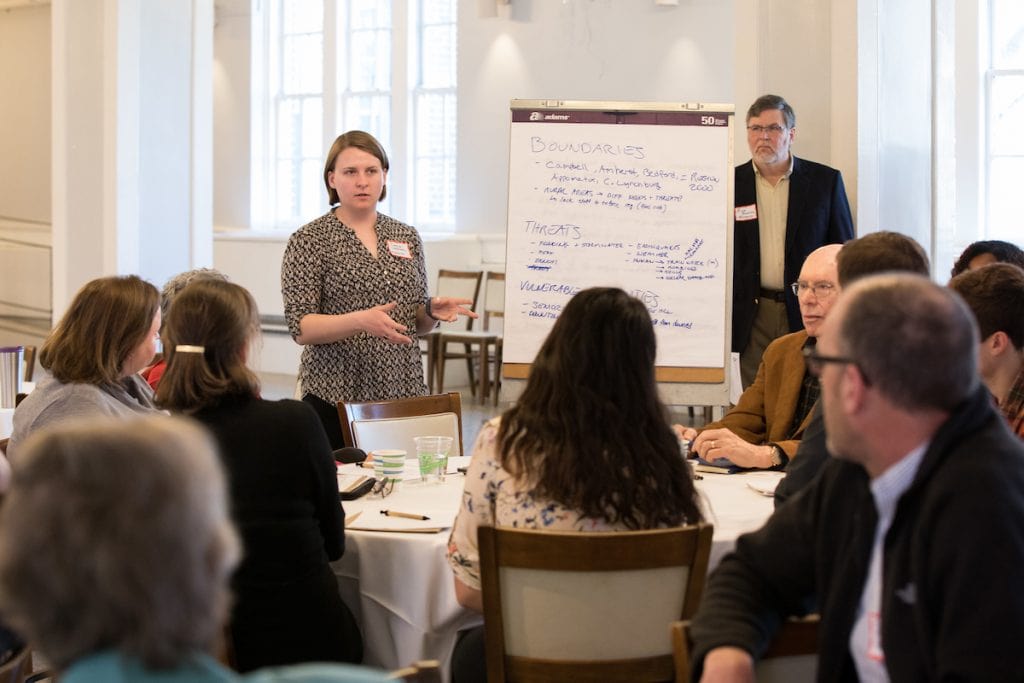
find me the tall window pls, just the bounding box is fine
[986,0,1024,239]
[255,0,457,231]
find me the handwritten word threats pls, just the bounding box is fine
[505,109,732,370]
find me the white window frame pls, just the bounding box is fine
[983,0,1024,238]
[941,0,1023,273]
[250,0,456,233]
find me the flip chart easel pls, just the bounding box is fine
[502,100,735,406]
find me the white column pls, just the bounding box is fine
[50,0,213,316]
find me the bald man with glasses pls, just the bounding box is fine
[677,244,843,470]
[733,94,854,390]
[690,274,1024,682]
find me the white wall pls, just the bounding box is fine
[1,0,964,358]
[212,0,251,231]
[455,0,736,235]
[0,5,52,322]
[0,4,51,225]
[855,0,933,250]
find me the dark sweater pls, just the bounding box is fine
[194,395,361,671]
[691,387,1024,681]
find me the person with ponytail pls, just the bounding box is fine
[157,279,362,671]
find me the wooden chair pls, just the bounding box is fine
[422,270,483,394]
[436,271,505,405]
[337,392,464,457]
[0,439,7,456]
[479,523,713,683]
[389,659,442,682]
[21,347,35,384]
[671,615,820,683]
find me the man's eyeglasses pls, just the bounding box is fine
[371,477,396,498]
[802,347,871,385]
[747,124,787,136]
[790,281,837,299]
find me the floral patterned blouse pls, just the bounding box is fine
[446,419,628,591]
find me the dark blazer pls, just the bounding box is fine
[732,157,854,352]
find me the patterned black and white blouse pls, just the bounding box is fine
[281,210,429,403]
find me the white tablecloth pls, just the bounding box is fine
[0,408,14,440]
[332,457,481,677]
[332,457,782,676]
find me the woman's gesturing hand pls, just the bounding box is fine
[428,297,479,323]
[360,302,413,344]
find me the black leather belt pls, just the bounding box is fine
[759,287,787,303]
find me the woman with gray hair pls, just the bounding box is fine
[0,415,390,683]
[141,267,229,390]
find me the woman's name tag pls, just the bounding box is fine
[387,240,412,259]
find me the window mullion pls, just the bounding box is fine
[324,1,339,159]
[391,0,410,222]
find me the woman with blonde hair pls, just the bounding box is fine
[7,275,161,459]
[157,279,362,671]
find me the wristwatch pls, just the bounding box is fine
[424,297,440,321]
[768,444,787,469]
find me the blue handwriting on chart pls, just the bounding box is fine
[654,319,695,329]
[523,237,720,280]
[683,237,704,259]
[531,136,646,160]
[524,220,581,239]
[519,280,582,296]
[536,160,722,216]
[522,300,564,320]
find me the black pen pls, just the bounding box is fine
[380,509,430,521]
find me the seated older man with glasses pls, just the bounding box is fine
[677,244,843,470]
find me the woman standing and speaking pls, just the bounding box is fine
[282,131,475,448]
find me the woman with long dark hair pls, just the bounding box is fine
[445,287,703,680]
[157,279,362,671]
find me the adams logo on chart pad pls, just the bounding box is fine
[529,112,570,121]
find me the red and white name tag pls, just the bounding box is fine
[386,240,412,259]
[735,204,757,221]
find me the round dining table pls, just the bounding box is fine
[332,456,784,677]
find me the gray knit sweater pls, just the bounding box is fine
[6,374,160,460]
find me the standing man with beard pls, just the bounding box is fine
[733,95,854,389]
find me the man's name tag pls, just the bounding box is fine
[386,240,412,259]
[735,204,757,222]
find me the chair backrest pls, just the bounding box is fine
[482,271,505,332]
[21,346,35,384]
[436,270,483,332]
[480,523,713,683]
[671,616,819,683]
[337,392,463,457]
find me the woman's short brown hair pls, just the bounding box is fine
[0,415,240,670]
[39,275,160,385]
[323,130,390,205]
[155,279,261,413]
